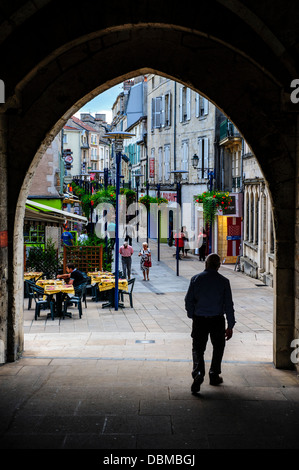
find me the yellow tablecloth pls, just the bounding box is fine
[44,284,75,296]
[24,272,43,281]
[98,278,128,292]
[36,280,64,287]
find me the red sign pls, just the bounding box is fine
[0,230,8,248]
[160,191,177,202]
[149,157,155,178]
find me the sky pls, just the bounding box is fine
[75,83,123,124]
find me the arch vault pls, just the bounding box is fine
[0,0,299,369]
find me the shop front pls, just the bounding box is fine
[217,193,243,264]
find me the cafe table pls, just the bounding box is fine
[44,283,75,318]
[87,272,115,301]
[36,279,64,287]
[24,272,43,281]
[98,278,128,308]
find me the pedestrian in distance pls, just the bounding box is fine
[182,226,190,257]
[78,228,88,243]
[107,218,116,249]
[197,228,207,261]
[138,241,151,281]
[173,229,185,258]
[185,253,236,394]
[61,229,74,247]
[119,240,134,280]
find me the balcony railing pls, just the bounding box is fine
[220,118,240,142]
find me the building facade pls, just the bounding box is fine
[241,142,274,285]
[63,114,110,182]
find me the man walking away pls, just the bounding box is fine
[119,241,134,280]
[185,253,236,394]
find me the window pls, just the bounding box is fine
[151,97,162,129]
[195,93,209,117]
[198,137,209,178]
[151,93,172,129]
[181,140,188,179]
[158,147,162,181]
[179,87,191,122]
[164,144,170,181]
[91,134,97,145]
[163,93,171,127]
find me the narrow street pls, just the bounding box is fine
[23,239,273,364]
[0,241,297,450]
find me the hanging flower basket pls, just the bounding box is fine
[194,191,233,224]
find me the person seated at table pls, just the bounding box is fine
[57,263,85,287]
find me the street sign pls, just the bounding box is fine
[64,176,73,183]
[64,155,73,163]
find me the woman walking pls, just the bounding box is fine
[138,242,152,281]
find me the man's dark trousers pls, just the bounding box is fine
[191,315,226,378]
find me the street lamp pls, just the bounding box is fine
[103,131,135,311]
[191,153,214,191]
[170,170,188,276]
[134,172,143,242]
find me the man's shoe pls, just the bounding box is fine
[191,373,204,393]
[209,372,223,386]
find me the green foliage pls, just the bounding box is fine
[120,188,136,207]
[194,191,233,224]
[139,195,168,209]
[27,238,62,276]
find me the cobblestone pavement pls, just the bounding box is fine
[0,240,298,450]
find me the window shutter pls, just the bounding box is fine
[187,88,191,120]
[182,141,188,179]
[204,138,209,172]
[158,147,162,181]
[203,98,209,115]
[151,98,155,129]
[161,95,165,127]
[164,145,170,180]
[155,97,162,128]
[195,93,200,117]
[167,92,171,126]
[179,87,183,122]
[198,138,203,177]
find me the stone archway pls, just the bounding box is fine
[0,2,298,369]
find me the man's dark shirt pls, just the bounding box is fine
[185,269,236,329]
[70,269,85,287]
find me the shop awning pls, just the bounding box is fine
[25,199,88,225]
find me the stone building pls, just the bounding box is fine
[63,114,110,181]
[241,142,274,286]
[146,74,216,242]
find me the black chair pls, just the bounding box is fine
[82,273,92,306]
[24,279,36,310]
[63,282,87,319]
[119,278,135,308]
[30,284,55,321]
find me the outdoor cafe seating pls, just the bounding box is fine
[87,271,129,308]
[24,268,132,320]
[119,278,135,308]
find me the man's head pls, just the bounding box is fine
[205,253,221,271]
[66,263,75,273]
[123,241,128,247]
